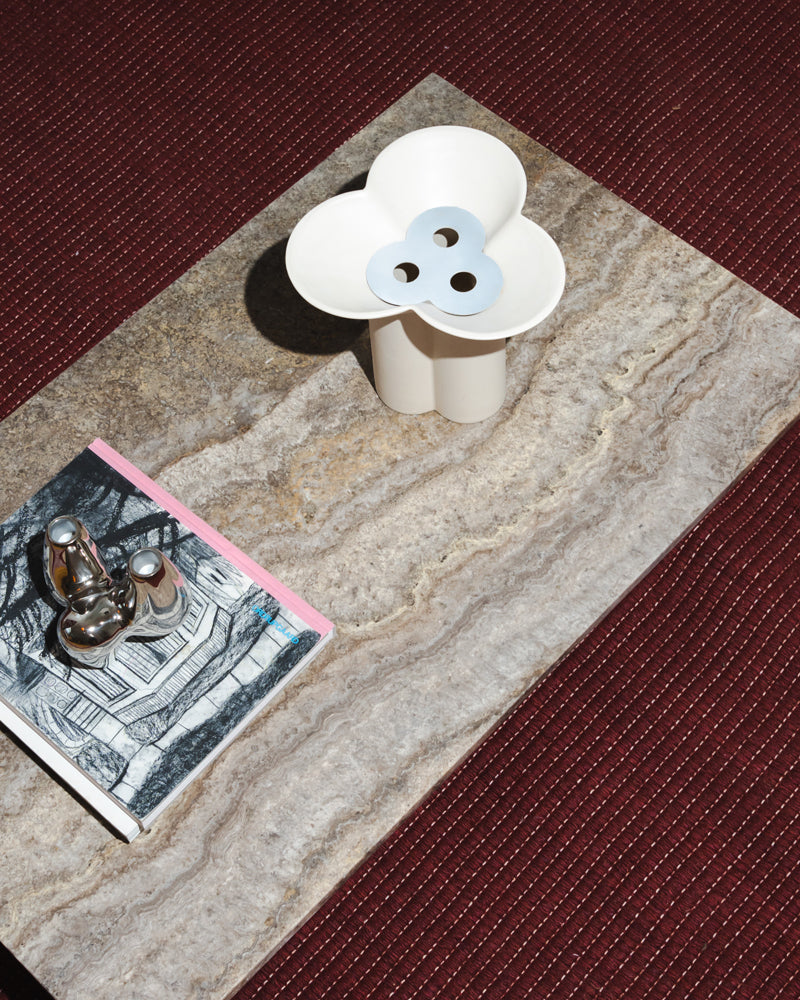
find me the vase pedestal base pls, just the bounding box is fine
[369,314,507,423]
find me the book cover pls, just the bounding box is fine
[0,439,334,841]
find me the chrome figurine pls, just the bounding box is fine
[44,515,191,669]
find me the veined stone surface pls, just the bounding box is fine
[2,75,800,1000]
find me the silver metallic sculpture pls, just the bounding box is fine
[44,515,191,669]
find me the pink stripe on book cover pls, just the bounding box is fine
[89,439,334,638]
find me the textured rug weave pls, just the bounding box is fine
[2,1,800,998]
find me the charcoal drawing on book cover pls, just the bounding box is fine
[0,448,320,820]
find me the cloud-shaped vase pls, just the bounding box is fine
[286,126,565,422]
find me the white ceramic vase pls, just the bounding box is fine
[286,126,565,423]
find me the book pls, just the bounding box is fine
[0,439,334,841]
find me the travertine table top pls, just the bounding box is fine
[2,76,800,1000]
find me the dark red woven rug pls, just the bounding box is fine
[3,2,800,999]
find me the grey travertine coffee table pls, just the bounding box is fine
[2,76,800,1000]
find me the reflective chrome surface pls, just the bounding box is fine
[44,516,191,669]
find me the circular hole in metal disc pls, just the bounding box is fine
[392,262,419,283]
[433,227,459,248]
[450,271,477,292]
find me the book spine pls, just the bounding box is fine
[88,439,334,636]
